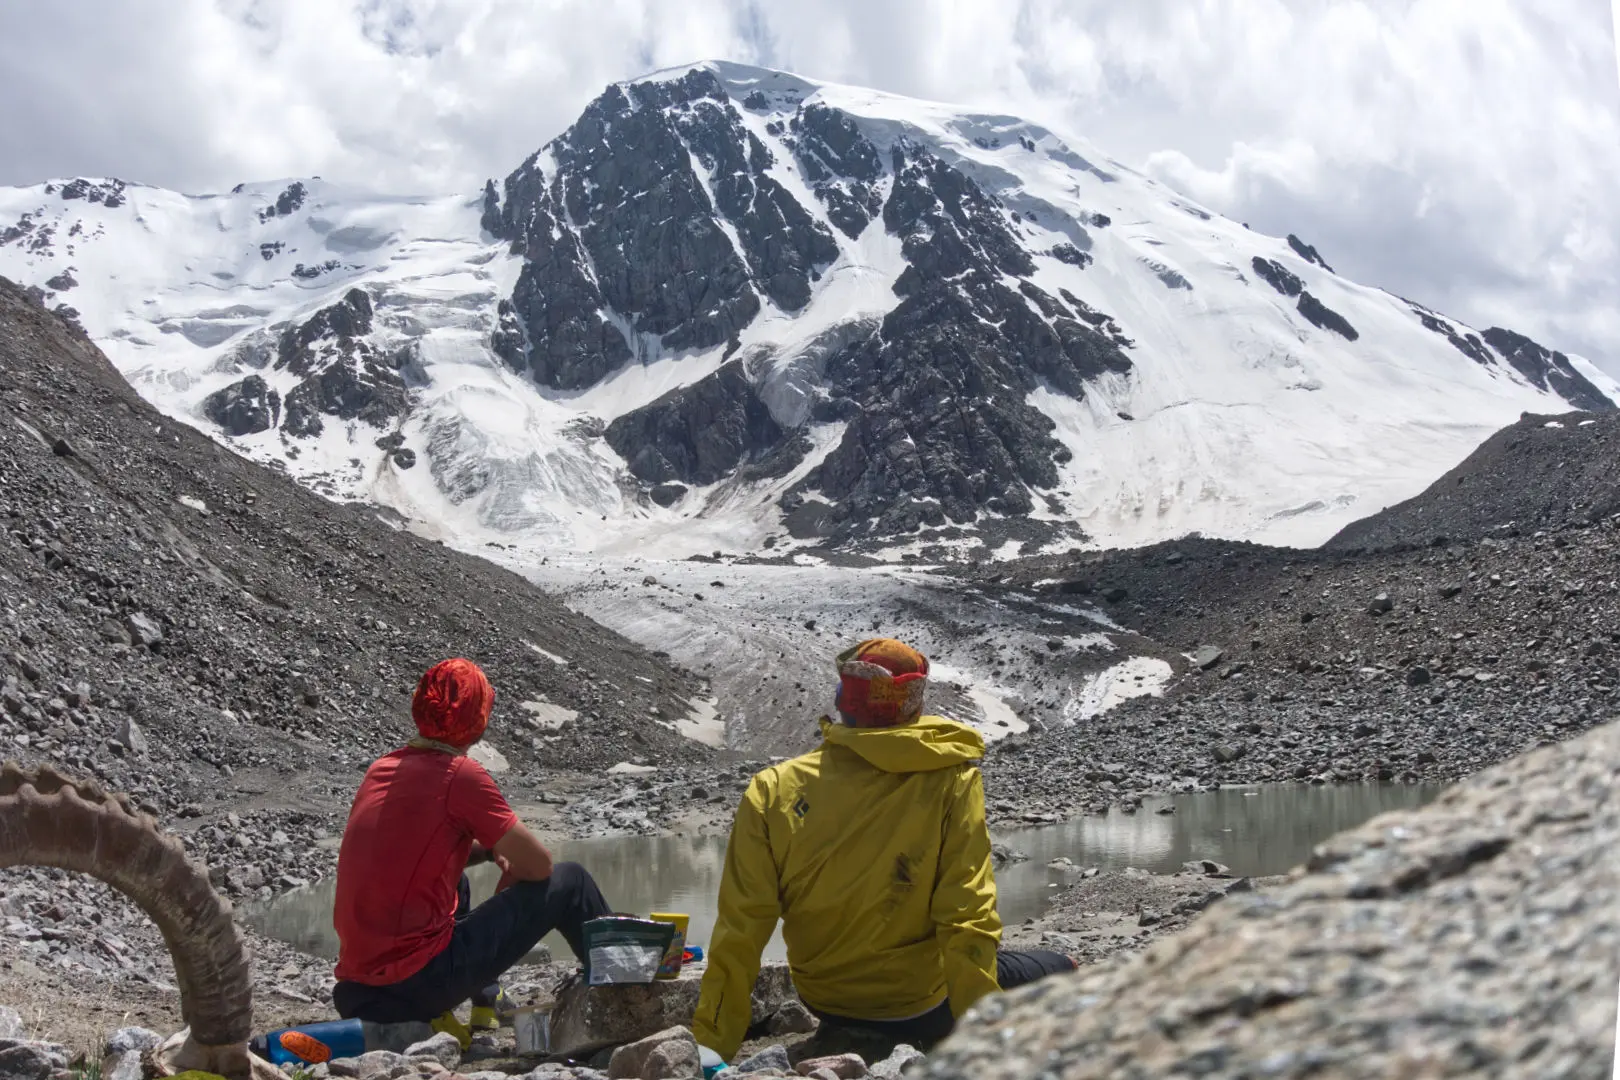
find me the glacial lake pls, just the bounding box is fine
[242,781,1443,964]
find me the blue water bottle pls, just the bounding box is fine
[250,1019,368,1065]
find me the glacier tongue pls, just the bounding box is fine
[0,60,1611,560]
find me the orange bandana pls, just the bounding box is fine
[411,658,495,748]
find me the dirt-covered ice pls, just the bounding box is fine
[522,556,1183,757]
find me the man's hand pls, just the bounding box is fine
[492,822,554,888]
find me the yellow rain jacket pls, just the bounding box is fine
[692,716,1001,1058]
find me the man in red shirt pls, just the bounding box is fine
[332,658,611,1025]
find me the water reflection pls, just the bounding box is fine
[988,782,1441,927]
[242,782,1441,964]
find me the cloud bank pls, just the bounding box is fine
[1,0,1616,370]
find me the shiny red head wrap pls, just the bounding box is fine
[412,658,495,747]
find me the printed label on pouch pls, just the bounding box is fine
[587,943,664,985]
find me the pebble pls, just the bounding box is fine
[737,1045,792,1074]
[795,1053,866,1078]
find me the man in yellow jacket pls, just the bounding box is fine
[692,639,1075,1060]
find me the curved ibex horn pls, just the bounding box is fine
[0,762,255,1078]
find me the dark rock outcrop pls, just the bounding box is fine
[257,182,307,223]
[676,95,839,313]
[649,483,688,507]
[491,69,837,390]
[204,289,408,442]
[51,305,83,334]
[1286,233,1334,272]
[291,261,341,280]
[1296,291,1358,340]
[926,720,1620,1079]
[1403,307,1610,412]
[272,289,407,437]
[795,142,1131,540]
[202,375,280,436]
[787,104,886,239]
[1481,326,1613,413]
[1251,256,1303,297]
[479,178,502,237]
[57,178,127,209]
[1049,243,1091,268]
[605,362,791,486]
[1407,301,1493,365]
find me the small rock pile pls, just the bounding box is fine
[605,1026,925,1080]
[0,1007,158,1080]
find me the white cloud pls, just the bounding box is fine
[0,0,1616,371]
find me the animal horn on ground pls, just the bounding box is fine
[0,762,256,1078]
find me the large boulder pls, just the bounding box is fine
[868,1045,924,1079]
[923,721,1620,1079]
[0,1041,68,1080]
[403,1032,462,1070]
[606,1025,701,1079]
[550,961,797,1059]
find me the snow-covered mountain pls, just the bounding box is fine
[2,61,1614,560]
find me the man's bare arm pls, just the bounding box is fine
[492,821,554,887]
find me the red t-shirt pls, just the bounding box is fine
[333,748,519,985]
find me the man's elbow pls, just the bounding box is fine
[494,824,556,882]
[510,845,553,881]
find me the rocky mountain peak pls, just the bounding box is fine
[1,63,1614,554]
[479,65,1143,545]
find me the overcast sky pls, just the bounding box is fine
[3,1,1617,372]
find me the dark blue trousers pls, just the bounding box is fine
[332,862,611,1022]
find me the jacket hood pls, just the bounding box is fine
[818,714,985,773]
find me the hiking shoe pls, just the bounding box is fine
[470,986,513,1030]
[432,1010,472,1050]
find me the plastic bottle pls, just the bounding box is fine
[699,1044,730,1078]
[250,1019,435,1065]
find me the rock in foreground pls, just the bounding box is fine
[925,721,1620,1079]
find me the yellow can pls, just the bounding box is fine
[649,912,689,979]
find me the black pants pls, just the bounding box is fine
[333,862,611,1023]
[809,949,1076,1048]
